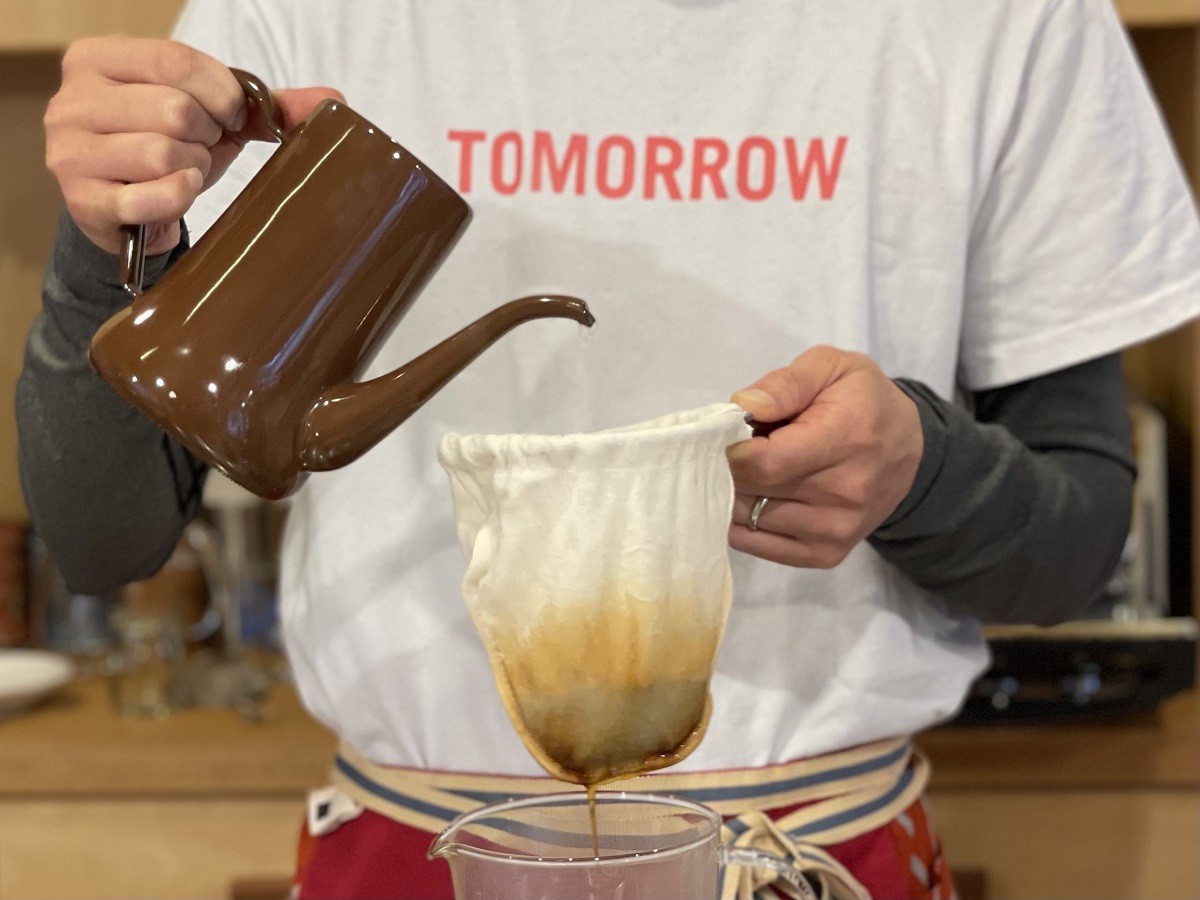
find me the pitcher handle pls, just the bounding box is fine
[119,223,147,298]
[119,67,286,297]
[721,846,823,900]
[179,520,226,644]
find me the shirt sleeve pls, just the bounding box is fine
[17,215,203,594]
[960,0,1200,391]
[870,353,1134,626]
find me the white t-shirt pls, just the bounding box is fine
[176,0,1200,773]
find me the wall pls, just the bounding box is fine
[0,53,62,518]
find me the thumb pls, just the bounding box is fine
[204,87,348,190]
[730,345,842,423]
[274,87,347,130]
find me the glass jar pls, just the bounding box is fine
[106,607,185,719]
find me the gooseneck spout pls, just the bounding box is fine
[300,295,594,471]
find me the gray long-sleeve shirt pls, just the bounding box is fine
[18,215,206,591]
[17,212,1135,624]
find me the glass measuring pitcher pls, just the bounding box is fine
[428,792,808,900]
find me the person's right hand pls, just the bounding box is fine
[45,36,343,256]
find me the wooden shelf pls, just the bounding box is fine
[0,671,332,897]
[1116,0,1200,26]
[0,0,1193,52]
[0,675,335,797]
[0,0,185,52]
[919,690,1200,791]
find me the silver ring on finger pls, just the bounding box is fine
[748,495,771,531]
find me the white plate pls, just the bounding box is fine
[0,649,75,718]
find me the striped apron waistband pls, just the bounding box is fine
[330,737,929,900]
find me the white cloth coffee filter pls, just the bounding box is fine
[438,403,752,783]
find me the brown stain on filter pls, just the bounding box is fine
[482,582,725,788]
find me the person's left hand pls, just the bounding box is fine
[727,345,923,568]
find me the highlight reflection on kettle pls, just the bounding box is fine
[89,69,593,500]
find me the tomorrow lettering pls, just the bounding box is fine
[447,130,848,202]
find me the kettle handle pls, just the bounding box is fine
[119,67,287,297]
[119,223,147,298]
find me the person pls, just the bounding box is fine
[19,0,1200,896]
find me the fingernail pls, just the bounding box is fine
[229,102,247,132]
[731,389,774,412]
[183,167,204,192]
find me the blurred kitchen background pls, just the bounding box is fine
[1,2,1198,899]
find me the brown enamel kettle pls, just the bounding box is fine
[89,69,593,500]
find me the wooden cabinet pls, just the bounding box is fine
[1121,15,1200,610]
[927,789,1198,900]
[0,676,334,900]
[920,690,1200,899]
[0,801,302,900]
